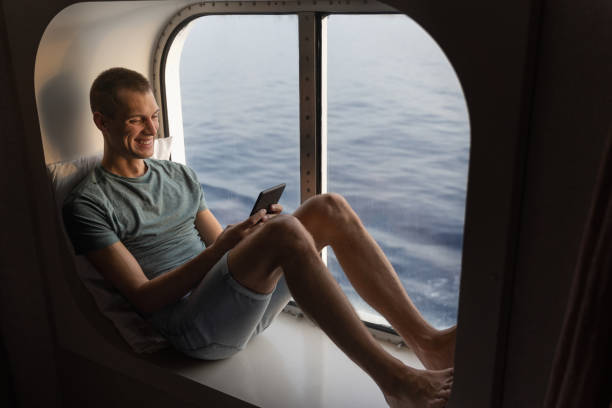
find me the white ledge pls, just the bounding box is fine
[157,312,424,408]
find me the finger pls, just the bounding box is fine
[245,209,266,226]
[268,203,283,214]
[251,219,266,230]
[261,213,277,222]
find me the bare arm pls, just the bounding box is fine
[86,239,224,315]
[195,209,223,246]
[86,209,266,315]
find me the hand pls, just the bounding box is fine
[212,210,266,255]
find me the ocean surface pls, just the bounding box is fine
[179,14,469,329]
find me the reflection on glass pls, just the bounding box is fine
[180,15,300,225]
[326,15,469,329]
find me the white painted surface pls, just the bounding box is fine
[162,22,191,164]
[34,1,191,164]
[171,312,424,408]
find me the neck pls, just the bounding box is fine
[101,154,148,178]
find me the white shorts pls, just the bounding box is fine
[147,252,291,360]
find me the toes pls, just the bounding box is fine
[430,397,448,408]
[436,367,453,376]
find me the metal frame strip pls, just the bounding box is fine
[298,12,320,202]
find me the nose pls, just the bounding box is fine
[144,116,158,135]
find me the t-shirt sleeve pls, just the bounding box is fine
[184,165,208,213]
[197,187,208,213]
[63,195,120,255]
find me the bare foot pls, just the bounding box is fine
[412,325,456,370]
[382,366,453,408]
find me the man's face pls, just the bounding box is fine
[103,89,160,159]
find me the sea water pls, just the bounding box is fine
[179,14,469,329]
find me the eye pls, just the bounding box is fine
[129,118,143,125]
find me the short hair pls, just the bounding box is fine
[90,67,152,117]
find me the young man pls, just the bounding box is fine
[64,67,455,407]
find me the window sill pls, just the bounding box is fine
[150,311,423,408]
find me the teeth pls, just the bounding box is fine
[137,140,153,145]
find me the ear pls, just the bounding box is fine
[93,111,109,133]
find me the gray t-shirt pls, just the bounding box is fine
[63,159,208,280]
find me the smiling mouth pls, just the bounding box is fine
[136,139,153,146]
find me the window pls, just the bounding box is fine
[325,14,469,329]
[180,15,300,224]
[165,5,469,331]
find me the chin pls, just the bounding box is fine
[131,147,155,159]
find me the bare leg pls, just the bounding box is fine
[293,193,456,370]
[227,214,453,407]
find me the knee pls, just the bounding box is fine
[265,214,315,255]
[308,193,354,223]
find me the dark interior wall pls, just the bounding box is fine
[0,1,63,406]
[504,1,612,406]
